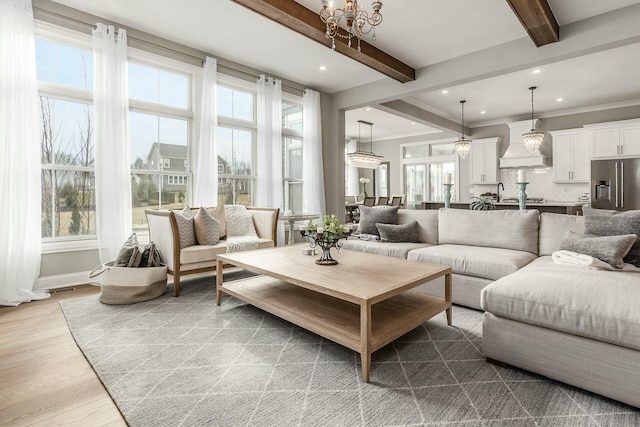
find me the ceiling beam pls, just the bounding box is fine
[231,0,415,83]
[505,0,559,47]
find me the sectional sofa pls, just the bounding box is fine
[342,207,640,408]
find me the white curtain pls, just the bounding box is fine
[302,89,326,218]
[255,75,284,246]
[0,0,49,305]
[93,24,132,263]
[192,56,218,207]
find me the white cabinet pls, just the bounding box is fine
[586,119,640,158]
[550,130,590,183]
[470,139,498,184]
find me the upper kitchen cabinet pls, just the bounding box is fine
[585,119,640,158]
[550,129,590,183]
[470,137,499,184]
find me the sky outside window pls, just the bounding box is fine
[128,62,188,109]
[36,38,93,90]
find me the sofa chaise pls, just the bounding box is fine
[342,207,640,408]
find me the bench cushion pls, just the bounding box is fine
[180,238,274,264]
[407,244,537,280]
[481,256,640,350]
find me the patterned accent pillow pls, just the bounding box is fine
[559,231,638,269]
[114,233,139,266]
[206,205,226,238]
[173,206,197,248]
[583,207,640,267]
[225,205,257,237]
[194,207,220,245]
[357,205,399,236]
[376,221,421,243]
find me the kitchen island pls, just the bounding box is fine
[420,200,585,215]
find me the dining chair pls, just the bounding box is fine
[363,197,375,207]
[345,195,357,204]
[376,196,389,206]
[389,196,402,206]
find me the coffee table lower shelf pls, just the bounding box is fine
[220,275,450,372]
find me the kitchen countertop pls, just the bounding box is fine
[421,200,586,207]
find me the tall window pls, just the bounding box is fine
[402,141,458,208]
[217,78,256,206]
[36,30,96,240]
[282,98,303,212]
[128,58,192,232]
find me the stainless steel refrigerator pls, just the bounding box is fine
[591,158,640,210]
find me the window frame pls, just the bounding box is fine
[36,23,98,251]
[282,93,304,212]
[216,75,258,206]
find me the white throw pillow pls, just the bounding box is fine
[225,205,257,237]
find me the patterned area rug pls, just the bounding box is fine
[60,272,640,426]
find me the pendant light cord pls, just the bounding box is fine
[529,86,536,130]
[460,100,466,138]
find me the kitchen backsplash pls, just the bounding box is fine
[472,168,590,202]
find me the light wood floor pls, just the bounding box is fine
[0,285,126,426]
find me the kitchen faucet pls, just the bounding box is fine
[497,182,504,202]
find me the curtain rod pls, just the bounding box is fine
[35,6,304,96]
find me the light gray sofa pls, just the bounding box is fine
[342,207,640,408]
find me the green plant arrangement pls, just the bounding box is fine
[469,196,496,211]
[300,215,354,265]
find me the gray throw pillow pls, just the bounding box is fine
[583,207,640,267]
[559,231,638,269]
[114,233,139,266]
[173,206,197,249]
[376,221,420,243]
[357,205,399,236]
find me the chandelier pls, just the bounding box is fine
[522,86,544,152]
[348,120,383,169]
[454,100,472,159]
[320,0,383,52]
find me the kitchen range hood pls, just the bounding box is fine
[499,120,549,168]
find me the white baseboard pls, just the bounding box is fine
[36,271,96,290]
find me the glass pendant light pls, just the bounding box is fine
[454,100,472,159]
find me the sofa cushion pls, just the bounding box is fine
[397,209,438,244]
[584,207,640,267]
[539,212,585,256]
[438,208,540,254]
[341,239,431,259]
[481,256,640,351]
[194,207,220,245]
[376,221,420,243]
[559,231,638,269]
[407,244,537,281]
[179,238,273,264]
[173,206,197,248]
[357,205,399,236]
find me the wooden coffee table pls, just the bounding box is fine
[216,245,452,382]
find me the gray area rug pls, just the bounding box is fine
[60,271,640,426]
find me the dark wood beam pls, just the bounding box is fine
[506,0,559,47]
[231,0,415,83]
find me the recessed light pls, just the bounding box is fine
[441,90,448,94]
[556,97,563,102]
[480,110,486,114]
[319,65,327,71]
[411,122,416,125]
[533,69,541,74]
[365,107,371,111]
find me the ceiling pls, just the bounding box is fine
[50,0,640,136]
